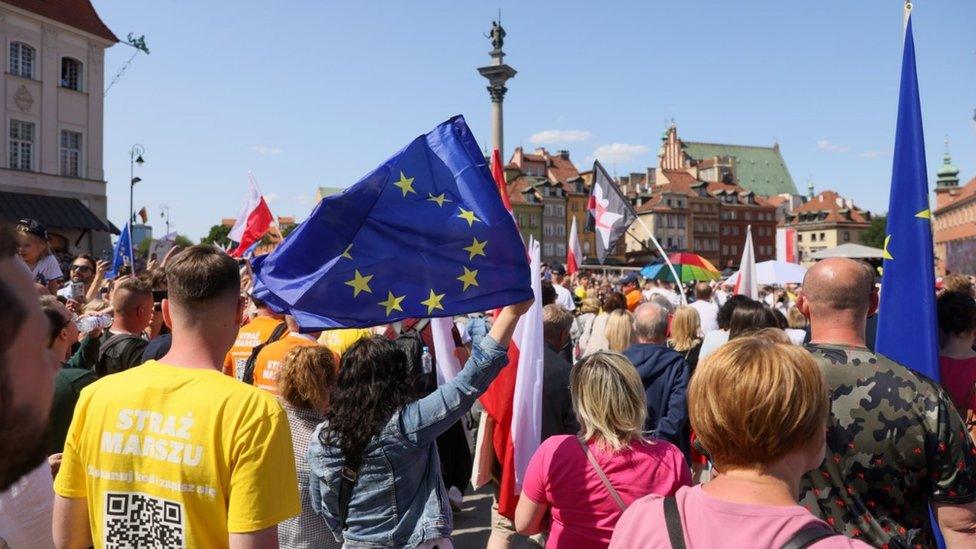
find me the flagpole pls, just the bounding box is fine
[633,216,687,305]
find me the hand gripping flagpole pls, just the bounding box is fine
[632,216,687,305]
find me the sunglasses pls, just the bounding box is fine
[70,264,94,273]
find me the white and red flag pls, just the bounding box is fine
[734,225,759,299]
[228,173,274,258]
[567,215,582,275]
[775,227,797,263]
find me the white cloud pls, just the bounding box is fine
[250,145,282,155]
[817,140,850,153]
[589,143,650,164]
[529,129,592,144]
[264,192,279,204]
[858,150,882,159]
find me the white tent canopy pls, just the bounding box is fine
[726,260,808,286]
[808,243,884,260]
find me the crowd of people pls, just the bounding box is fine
[2,216,976,548]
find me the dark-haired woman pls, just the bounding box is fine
[727,300,780,340]
[698,294,751,361]
[308,300,532,548]
[937,291,976,418]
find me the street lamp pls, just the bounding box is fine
[129,144,145,226]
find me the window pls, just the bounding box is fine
[544,204,553,216]
[60,130,82,176]
[556,204,565,216]
[819,232,826,241]
[529,214,539,227]
[61,58,82,90]
[544,243,554,257]
[583,241,591,253]
[9,120,34,170]
[571,202,579,212]
[843,231,850,242]
[517,214,525,227]
[9,42,34,78]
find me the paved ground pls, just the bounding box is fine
[452,486,540,549]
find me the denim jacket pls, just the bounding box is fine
[308,335,509,548]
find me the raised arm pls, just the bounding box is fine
[399,299,532,446]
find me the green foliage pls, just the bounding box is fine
[860,215,887,248]
[136,237,151,256]
[174,235,193,247]
[281,222,298,238]
[200,224,232,247]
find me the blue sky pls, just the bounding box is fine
[96,0,976,240]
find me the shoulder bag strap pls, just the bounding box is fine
[780,525,839,549]
[337,451,364,531]
[576,438,627,512]
[663,496,686,549]
[242,322,289,384]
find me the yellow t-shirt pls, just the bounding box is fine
[53,361,300,548]
[223,315,283,379]
[252,333,319,396]
[318,327,372,357]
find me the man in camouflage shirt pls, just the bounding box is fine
[797,258,976,548]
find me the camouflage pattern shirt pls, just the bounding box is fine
[799,344,976,549]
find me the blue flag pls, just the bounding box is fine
[876,16,939,382]
[107,221,134,280]
[251,116,532,329]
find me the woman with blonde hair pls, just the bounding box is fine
[610,337,870,548]
[605,309,634,353]
[515,352,690,548]
[668,306,702,371]
[277,346,341,549]
[573,297,602,357]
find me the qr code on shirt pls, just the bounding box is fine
[104,492,185,548]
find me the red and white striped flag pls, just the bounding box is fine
[776,227,797,263]
[567,215,582,275]
[734,225,759,299]
[228,174,274,258]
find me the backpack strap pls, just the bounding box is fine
[577,438,627,512]
[663,496,686,549]
[96,333,144,377]
[780,525,840,549]
[242,322,288,384]
[337,450,364,531]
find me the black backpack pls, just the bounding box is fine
[393,319,436,395]
[96,333,147,377]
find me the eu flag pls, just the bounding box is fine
[107,221,133,280]
[251,116,532,329]
[876,15,939,382]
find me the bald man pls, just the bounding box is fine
[796,258,976,548]
[95,277,153,376]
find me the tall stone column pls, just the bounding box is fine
[478,20,516,160]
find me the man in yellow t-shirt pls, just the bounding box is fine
[252,315,323,396]
[222,296,284,379]
[53,246,299,548]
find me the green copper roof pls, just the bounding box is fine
[936,152,959,187]
[683,141,798,196]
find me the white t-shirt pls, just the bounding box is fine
[24,254,63,284]
[554,284,576,311]
[0,463,55,548]
[689,300,720,334]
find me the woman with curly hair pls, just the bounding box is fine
[308,300,532,548]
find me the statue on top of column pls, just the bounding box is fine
[488,20,506,51]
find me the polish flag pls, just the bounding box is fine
[776,227,797,263]
[734,224,759,299]
[567,216,582,275]
[228,174,274,258]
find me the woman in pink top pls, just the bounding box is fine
[515,351,691,548]
[937,291,976,415]
[610,333,872,549]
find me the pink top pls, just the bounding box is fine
[522,435,690,549]
[939,355,976,412]
[609,485,873,549]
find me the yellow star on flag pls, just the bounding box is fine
[394,171,416,197]
[378,291,406,316]
[457,266,479,292]
[463,237,487,260]
[341,243,353,259]
[882,235,894,260]
[420,289,446,314]
[427,193,451,207]
[915,208,930,219]
[344,269,373,297]
[457,207,481,227]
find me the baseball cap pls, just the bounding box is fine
[619,272,639,285]
[550,263,566,276]
[16,218,48,240]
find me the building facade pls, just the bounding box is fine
[0,1,117,254]
[933,148,976,275]
[783,190,872,266]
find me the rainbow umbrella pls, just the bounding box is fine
[640,252,721,282]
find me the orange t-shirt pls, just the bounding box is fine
[251,333,320,396]
[626,289,642,311]
[223,315,284,380]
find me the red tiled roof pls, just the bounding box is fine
[5,0,118,42]
[937,176,976,212]
[547,154,580,184]
[634,194,664,213]
[507,174,540,206]
[790,190,869,223]
[765,195,789,208]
